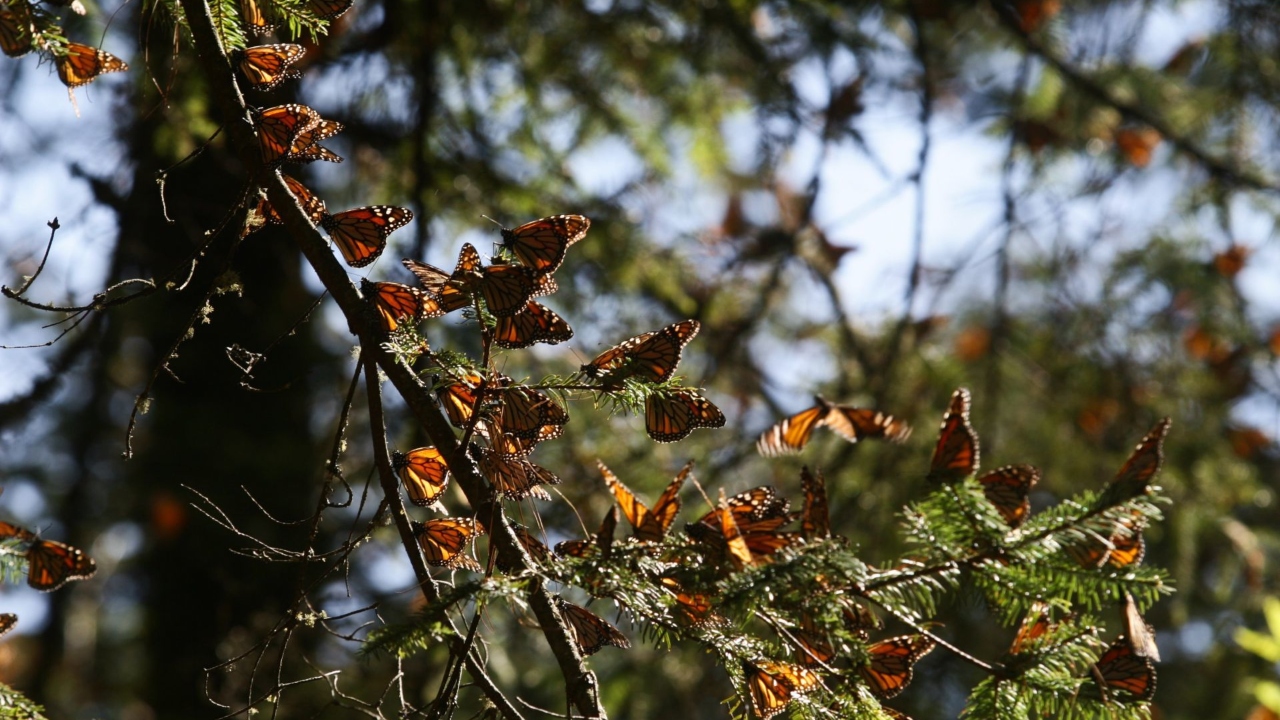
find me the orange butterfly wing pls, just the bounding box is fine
[583,320,700,384]
[1103,418,1171,504]
[474,449,558,501]
[556,598,629,656]
[0,1,35,58]
[859,635,936,699]
[555,506,618,559]
[977,464,1039,528]
[412,518,483,571]
[756,404,827,456]
[743,660,820,720]
[392,447,450,507]
[645,388,724,443]
[927,388,980,483]
[321,205,412,268]
[824,403,912,444]
[362,280,438,333]
[237,43,304,90]
[500,214,590,275]
[257,173,326,226]
[240,0,276,33]
[255,104,319,165]
[56,42,128,88]
[498,386,568,440]
[436,372,484,428]
[287,118,344,164]
[493,301,574,349]
[799,466,830,540]
[1089,635,1156,702]
[307,0,352,20]
[26,538,97,592]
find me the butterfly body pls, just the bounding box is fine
[743,660,820,719]
[255,104,320,165]
[362,280,440,333]
[1085,635,1156,703]
[493,301,574,348]
[645,389,724,443]
[555,598,629,655]
[976,464,1039,528]
[392,447,450,507]
[412,518,483,571]
[927,388,979,483]
[600,460,688,543]
[858,634,936,699]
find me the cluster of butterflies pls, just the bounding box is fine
[0,518,98,641]
[0,0,128,90]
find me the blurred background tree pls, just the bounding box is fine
[0,0,1279,718]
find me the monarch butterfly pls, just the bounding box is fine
[27,537,97,592]
[555,598,630,656]
[236,43,305,91]
[361,280,442,333]
[757,396,911,456]
[0,613,15,638]
[645,388,725,443]
[1122,592,1160,661]
[256,174,327,226]
[792,615,835,667]
[1099,418,1171,506]
[56,42,128,88]
[742,660,820,720]
[391,447,450,508]
[1085,635,1156,703]
[499,214,590,276]
[0,0,34,58]
[1065,515,1145,570]
[436,372,486,428]
[1008,602,1055,656]
[453,243,540,316]
[658,576,724,628]
[582,319,700,385]
[799,466,830,540]
[412,518,483,571]
[976,464,1039,528]
[473,448,559,501]
[401,257,472,313]
[858,635,936,699]
[255,104,320,165]
[307,0,352,20]
[287,118,344,164]
[240,0,275,33]
[555,506,618,559]
[321,205,412,268]
[505,524,552,569]
[687,486,792,537]
[840,598,882,639]
[496,384,569,440]
[599,459,688,542]
[927,388,980,483]
[486,420,561,459]
[493,301,574,349]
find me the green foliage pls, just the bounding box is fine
[0,682,46,720]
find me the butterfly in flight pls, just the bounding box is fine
[321,205,412,268]
[254,104,320,165]
[757,395,910,457]
[581,319,700,385]
[1098,418,1171,507]
[1084,635,1157,703]
[56,42,128,88]
[927,388,980,483]
[645,388,725,443]
[391,446,450,508]
[555,598,629,656]
[742,660,820,720]
[0,0,35,58]
[599,459,689,543]
[555,506,618,559]
[412,518,484,571]
[361,279,442,333]
[976,464,1039,528]
[499,214,590,276]
[493,301,574,349]
[858,634,936,699]
[253,173,326,228]
[236,43,305,91]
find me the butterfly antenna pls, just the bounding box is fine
[480,214,503,229]
[685,471,715,514]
